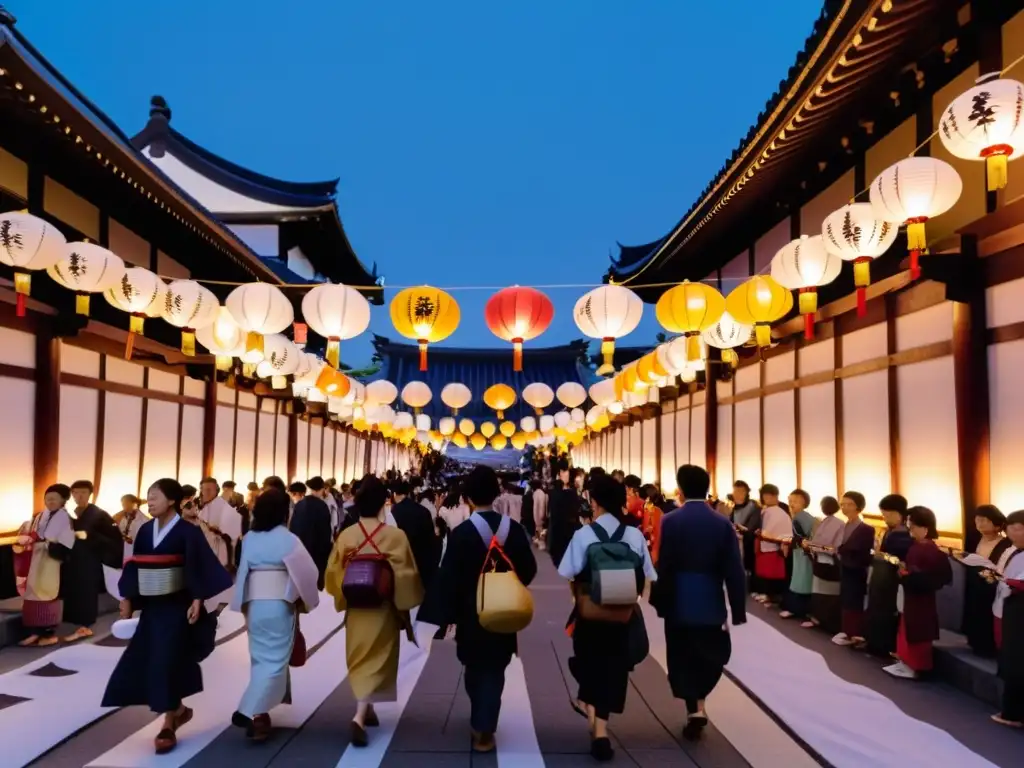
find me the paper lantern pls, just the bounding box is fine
[636,351,668,384]
[341,379,366,406]
[588,378,617,407]
[770,235,843,339]
[500,420,515,437]
[480,421,497,438]
[0,212,66,318]
[725,275,792,348]
[394,412,415,431]
[197,306,246,370]
[470,433,487,451]
[301,283,371,369]
[573,285,643,375]
[255,334,301,388]
[939,75,1024,191]
[510,432,528,450]
[491,435,508,451]
[368,405,395,426]
[47,242,124,317]
[702,311,752,367]
[554,410,571,429]
[226,283,294,364]
[821,203,899,317]
[390,285,460,370]
[366,379,398,406]
[655,280,726,361]
[440,382,471,414]
[522,382,554,414]
[868,157,962,280]
[315,366,350,396]
[415,413,431,431]
[307,387,328,404]
[104,267,164,359]
[401,381,432,413]
[520,415,537,432]
[161,279,219,356]
[484,286,554,371]
[451,432,468,448]
[459,418,476,436]
[571,407,585,423]
[483,383,516,419]
[439,416,456,436]
[680,368,697,384]
[539,414,555,433]
[556,381,587,409]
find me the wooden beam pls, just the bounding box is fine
[202,377,216,479]
[33,330,60,508]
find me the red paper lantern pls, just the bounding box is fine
[484,286,554,371]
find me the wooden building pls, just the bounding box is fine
[0,9,375,545]
[582,0,1024,549]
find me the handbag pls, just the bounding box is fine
[471,514,534,634]
[290,617,307,667]
[341,522,395,609]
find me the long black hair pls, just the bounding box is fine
[250,489,290,532]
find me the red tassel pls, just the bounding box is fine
[804,313,814,340]
[15,293,26,318]
[125,332,136,361]
[418,340,428,372]
[513,339,523,372]
[909,249,921,281]
[856,287,867,317]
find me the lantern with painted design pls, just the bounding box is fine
[226,283,294,364]
[255,334,301,389]
[47,242,124,317]
[301,283,370,369]
[0,212,66,318]
[821,203,899,317]
[573,285,643,375]
[770,235,842,339]
[104,267,164,359]
[701,311,752,367]
[162,279,220,355]
[390,285,460,370]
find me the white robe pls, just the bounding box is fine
[198,496,242,567]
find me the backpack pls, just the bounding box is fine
[471,513,534,634]
[341,522,395,609]
[575,522,642,623]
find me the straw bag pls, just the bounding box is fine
[471,513,533,634]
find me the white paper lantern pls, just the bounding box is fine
[556,381,587,409]
[197,306,246,370]
[301,283,370,369]
[440,382,472,414]
[255,334,300,388]
[588,378,617,407]
[415,413,431,432]
[47,242,124,316]
[401,381,432,411]
[104,267,164,358]
[161,279,220,356]
[394,412,415,430]
[341,380,366,406]
[522,382,554,414]
[366,379,398,407]
[539,414,555,433]
[571,407,585,423]
[520,415,537,433]
[770,235,843,340]
[680,368,697,384]
[585,407,600,427]
[439,416,456,436]
[608,400,624,415]
[554,410,571,428]
[226,283,294,364]
[938,75,1024,191]
[573,285,643,375]
[368,405,395,426]
[292,352,325,395]
[328,396,345,414]
[0,212,67,317]
[821,202,899,317]
[306,387,327,404]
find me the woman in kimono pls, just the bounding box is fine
[230,489,320,742]
[833,491,875,647]
[884,506,952,679]
[14,484,75,646]
[958,505,1012,657]
[325,475,423,748]
[993,510,1024,727]
[102,478,233,755]
[754,500,792,608]
[803,496,844,633]
[865,495,913,658]
[780,489,816,619]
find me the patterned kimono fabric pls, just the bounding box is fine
[808,515,845,633]
[897,540,952,672]
[19,508,75,636]
[782,511,817,617]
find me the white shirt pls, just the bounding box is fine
[993,547,1023,619]
[557,513,657,582]
[323,493,340,534]
[440,503,470,529]
[532,489,548,530]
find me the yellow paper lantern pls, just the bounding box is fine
[483,383,516,419]
[491,434,508,450]
[510,432,528,450]
[500,420,516,437]
[480,421,497,438]
[459,418,476,436]
[725,275,793,348]
[452,432,468,448]
[390,286,460,371]
[655,280,726,362]
[470,433,487,451]
[636,351,667,384]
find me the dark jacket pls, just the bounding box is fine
[290,496,333,590]
[546,488,580,568]
[390,497,439,590]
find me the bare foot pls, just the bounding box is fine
[62,627,93,643]
[37,636,59,647]
[18,634,40,647]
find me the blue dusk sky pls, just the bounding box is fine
[12,0,822,366]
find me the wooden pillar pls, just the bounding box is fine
[654,405,662,486]
[885,295,901,494]
[704,349,720,488]
[33,330,60,507]
[952,235,990,553]
[201,376,216,479]
[286,413,298,483]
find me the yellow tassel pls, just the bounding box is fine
[244,331,264,363]
[986,153,1008,192]
[722,349,738,367]
[13,271,30,297]
[906,221,927,251]
[181,329,196,357]
[215,355,232,371]
[75,293,90,316]
[242,362,257,378]
[853,259,871,288]
[326,337,340,369]
[754,324,772,347]
[597,338,615,376]
[129,314,145,334]
[798,290,817,316]
[685,334,701,361]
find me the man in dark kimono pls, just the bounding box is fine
[651,464,746,741]
[62,480,122,642]
[419,466,537,754]
[865,494,913,658]
[546,461,580,567]
[289,481,332,590]
[390,479,439,590]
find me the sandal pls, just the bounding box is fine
[18,635,40,647]
[251,714,271,742]
[62,627,93,643]
[350,721,368,748]
[154,706,193,753]
[37,636,59,647]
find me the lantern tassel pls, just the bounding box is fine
[798,288,817,341]
[13,272,30,318]
[74,293,90,316]
[754,324,772,347]
[853,257,872,318]
[181,329,196,357]
[983,146,1011,191]
[722,349,738,367]
[685,334,701,362]
[418,339,428,372]
[215,355,232,372]
[293,322,308,346]
[906,218,927,281]
[245,331,264,362]
[125,314,145,360]
[512,338,523,372]
[326,337,341,369]
[597,338,615,376]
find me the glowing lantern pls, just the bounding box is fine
[539,414,555,433]
[500,420,516,437]
[47,242,124,317]
[416,413,431,431]
[770,235,842,339]
[636,351,668,385]
[655,280,726,361]
[510,432,528,450]
[439,416,456,436]
[481,421,497,438]
[0,212,66,318]
[571,407,585,423]
[226,283,294,364]
[470,433,487,451]
[401,381,432,413]
[197,306,246,370]
[554,410,571,429]
[341,379,366,406]
[725,275,792,348]
[520,415,537,432]
[588,378,616,407]
[366,380,398,407]
[459,418,476,436]
[483,383,516,419]
[868,157,962,280]
[939,75,1024,191]
[556,382,587,409]
[255,334,300,388]
[161,279,219,356]
[573,285,643,375]
[451,433,468,448]
[522,382,554,414]
[104,267,164,359]
[680,368,697,384]
[440,382,471,415]
[301,283,370,369]
[394,412,415,431]
[821,203,899,317]
[491,435,508,451]
[390,285,460,370]
[484,286,554,371]
[702,311,752,368]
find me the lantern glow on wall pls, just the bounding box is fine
[47,241,125,317]
[821,203,899,317]
[301,283,371,369]
[770,235,842,339]
[0,212,67,318]
[390,286,460,370]
[655,280,726,361]
[573,284,643,375]
[484,286,554,371]
[725,275,792,349]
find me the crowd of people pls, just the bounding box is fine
[9,458,1024,759]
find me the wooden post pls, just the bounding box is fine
[705,348,720,488]
[33,330,60,507]
[286,413,298,483]
[201,376,216,479]
[952,234,989,553]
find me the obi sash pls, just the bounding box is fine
[246,567,291,601]
[133,554,186,596]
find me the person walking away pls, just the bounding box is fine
[753,486,791,608]
[546,461,581,566]
[883,506,952,680]
[230,489,320,741]
[289,480,333,590]
[804,496,845,633]
[102,479,232,754]
[419,466,537,754]
[992,510,1024,727]
[390,479,440,591]
[651,464,746,741]
[325,475,423,748]
[779,489,816,620]
[521,482,535,539]
[833,491,874,647]
[501,483,523,523]
[558,475,654,762]
[531,481,548,547]
[865,494,912,657]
